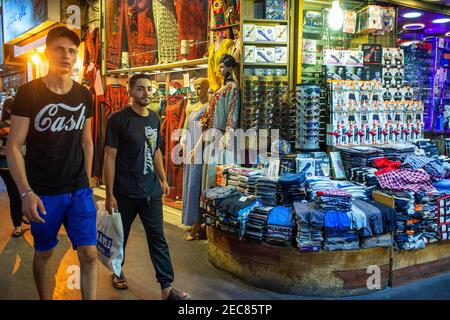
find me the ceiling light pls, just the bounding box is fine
[402,23,425,31]
[328,1,344,31]
[402,12,423,19]
[432,18,450,24]
[446,32,450,37]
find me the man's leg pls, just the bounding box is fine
[77,245,98,300]
[33,250,54,300]
[138,197,189,299]
[116,194,139,267]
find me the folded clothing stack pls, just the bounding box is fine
[244,206,274,242]
[402,154,445,182]
[349,167,379,188]
[256,176,281,207]
[306,177,369,200]
[247,173,263,195]
[279,173,307,207]
[293,202,324,252]
[265,206,294,247]
[374,143,415,162]
[335,146,385,177]
[317,189,353,212]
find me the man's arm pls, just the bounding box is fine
[6,115,46,223]
[154,148,170,196]
[104,146,118,213]
[81,118,94,178]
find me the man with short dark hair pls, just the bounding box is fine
[7,26,97,300]
[104,73,191,300]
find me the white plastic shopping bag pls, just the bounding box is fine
[96,201,124,277]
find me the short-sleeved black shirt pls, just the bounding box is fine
[105,107,162,199]
[11,78,93,195]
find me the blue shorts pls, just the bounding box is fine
[31,188,97,252]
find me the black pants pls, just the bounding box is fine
[0,169,23,227]
[115,194,174,289]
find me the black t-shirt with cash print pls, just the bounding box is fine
[11,78,93,195]
[105,107,162,199]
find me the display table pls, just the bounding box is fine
[207,227,450,297]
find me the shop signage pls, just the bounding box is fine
[2,0,60,44]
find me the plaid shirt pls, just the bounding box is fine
[376,168,436,193]
[403,155,445,181]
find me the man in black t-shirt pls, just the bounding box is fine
[104,74,191,300]
[7,27,97,300]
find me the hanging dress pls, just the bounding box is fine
[153,0,179,63]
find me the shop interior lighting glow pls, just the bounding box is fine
[432,18,450,24]
[328,1,344,31]
[402,23,426,30]
[31,52,41,65]
[446,32,450,37]
[402,12,423,19]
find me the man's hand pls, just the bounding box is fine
[105,195,118,215]
[161,180,170,197]
[22,192,46,224]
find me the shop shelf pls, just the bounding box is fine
[243,41,288,46]
[243,62,288,67]
[106,58,208,75]
[244,19,288,24]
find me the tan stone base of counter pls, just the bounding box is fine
[207,227,450,297]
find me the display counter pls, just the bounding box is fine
[207,227,450,297]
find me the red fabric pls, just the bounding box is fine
[160,86,186,200]
[106,0,124,70]
[174,0,207,60]
[373,158,402,176]
[125,0,157,67]
[104,84,129,119]
[84,28,101,68]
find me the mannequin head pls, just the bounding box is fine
[219,54,237,84]
[193,78,210,103]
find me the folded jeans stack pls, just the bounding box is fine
[256,176,281,207]
[278,173,307,207]
[244,205,274,242]
[293,202,324,252]
[265,206,294,247]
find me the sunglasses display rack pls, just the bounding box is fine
[296,85,325,151]
[326,80,425,147]
[436,196,450,241]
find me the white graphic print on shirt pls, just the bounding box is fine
[34,103,86,132]
[144,126,158,175]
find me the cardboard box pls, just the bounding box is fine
[303,39,317,53]
[243,24,256,42]
[255,47,275,63]
[296,157,315,178]
[345,66,365,81]
[362,44,383,65]
[373,190,395,209]
[324,50,345,65]
[325,65,347,80]
[302,52,317,65]
[344,51,364,66]
[275,25,288,42]
[255,26,276,42]
[244,46,256,63]
[275,47,288,64]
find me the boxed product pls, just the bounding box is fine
[255,26,276,42]
[296,157,316,178]
[275,25,288,42]
[383,48,404,68]
[275,47,288,64]
[255,47,275,63]
[362,44,383,65]
[383,68,395,87]
[393,68,404,86]
[266,0,287,20]
[325,65,347,81]
[357,5,383,33]
[303,39,317,53]
[343,10,357,34]
[363,65,382,81]
[324,50,344,65]
[313,156,331,177]
[346,66,365,81]
[243,24,256,42]
[244,46,256,63]
[344,51,364,66]
[302,52,317,65]
[303,10,323,27]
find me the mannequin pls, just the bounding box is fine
[200,54,240,191]
[181,78,210,240]
[208,33,235,92]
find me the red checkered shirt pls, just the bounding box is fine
[376,168,436,193]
